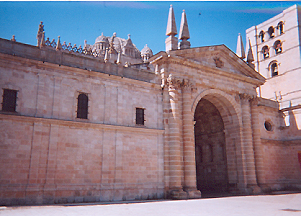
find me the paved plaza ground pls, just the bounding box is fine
[0,192,301,216]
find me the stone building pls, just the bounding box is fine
[0,5,300,205]
[245,4,301,135]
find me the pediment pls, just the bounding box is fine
[151,45,265,84]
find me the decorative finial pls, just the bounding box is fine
[40,31,45,48]
[113,32,116,37]
[165,5,178,52]
[166,5,177,36]
[37,21,44,47]
[236,33,245,59]
[11,35,16,42]
[116,51,121,64]
[104,48,109,62]
[56,36,62,50]
[128,34,131,39]
[247,38,254,63]
[178,9,190,49]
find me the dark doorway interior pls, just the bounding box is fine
[194,99,228,195]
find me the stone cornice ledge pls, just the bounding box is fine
[0,114,164,135]
[261,138,301,145]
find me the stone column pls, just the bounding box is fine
[182,79,202,198]
[239,94,261,194]
[166,75,187,199]
[250,97,266,188]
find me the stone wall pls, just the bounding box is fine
[0,40,164,205]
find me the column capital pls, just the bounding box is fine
[239,93,256,102]
[250,96,259,106]
[166,74,182,91]
[182,79,196,92]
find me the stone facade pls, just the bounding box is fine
[246,5,301,132]
[244,5,301,190]
[0,5,300,206]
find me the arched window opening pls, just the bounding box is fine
[277,21,284,35]
[274,40,282,54]
[77,93,88,119]
[262,46,269,59]
[259,31,265,42]
[268,26,275,38]
[271,62,278,77]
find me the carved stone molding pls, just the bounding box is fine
[166,75,196,92]
[213,57,224,68]
[239,93,253,101]
[182,79,196,92]
[166,74,182,91]
[250,96,259,106]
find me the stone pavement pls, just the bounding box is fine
[0,193,300,216]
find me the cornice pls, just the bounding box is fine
[0,52,162,91]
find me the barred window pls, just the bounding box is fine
[77,93,88,119]
[2,89,17,112]
[136,108,144,125]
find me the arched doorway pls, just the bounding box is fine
[194,98,228,194]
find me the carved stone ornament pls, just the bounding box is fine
[213,57,224,68]
[239,93,255,101]
[166,75,196,91]
[182,79,196,92]
[166,74,182,90]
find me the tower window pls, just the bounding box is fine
[268,26,274,38]
[136,108,145,125]
[259,31,265,43]
[271,62,278,77]
[262,46,269,59]
[274,40,282,54]
[277,21,284,35]
[2,89,18,112]
[77,93,88,119]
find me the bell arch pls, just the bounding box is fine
[192,89,246,194]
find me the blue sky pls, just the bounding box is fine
[0,1,299,54]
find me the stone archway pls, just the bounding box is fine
[194,98,228,193]
[192,90,244,195]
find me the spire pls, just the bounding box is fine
[246,38,254,63]
[246,38,255,69]
[178,10,191,49]
[166,5,177,36]
[165,5,178,52]
[236,33,245,59]
[179,10,190,40]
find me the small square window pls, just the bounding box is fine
[2,89,17,112]
[136,108,144,125]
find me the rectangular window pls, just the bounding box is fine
[136,108,144,125]
[2,89,17,112]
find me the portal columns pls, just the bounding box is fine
[239,94,261,193]
[182,79,202,198]
[250,97,266,187]
[166,75,187,199]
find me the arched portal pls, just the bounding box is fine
[194,98,228,193]
[192,90,244,195]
